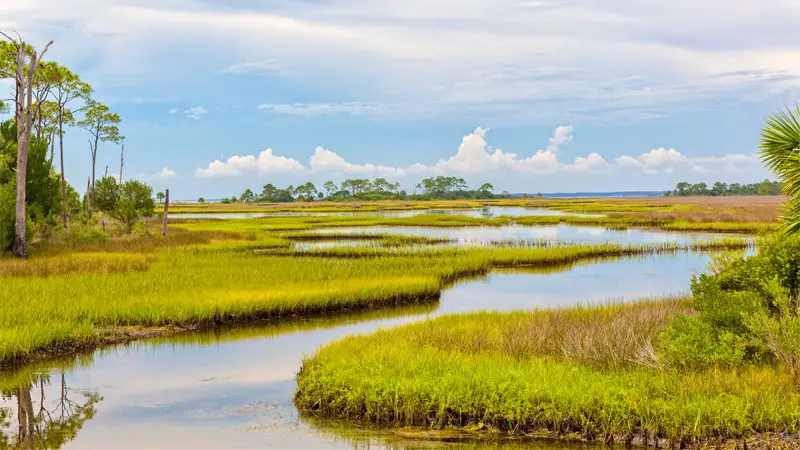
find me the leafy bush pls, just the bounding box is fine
[107,180,155,233]
[0,181,16,250]
[663,233,800,372]
[0,179,33,251]
[94,176,120,212]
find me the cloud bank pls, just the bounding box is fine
[195,126,758,179]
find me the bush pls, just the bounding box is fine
[107,180,155,233]
[0,181,16,250]
[662,233,800,371]
[95,176,120,212]
[0,180,33,251]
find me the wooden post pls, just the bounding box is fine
[162,188,169,236]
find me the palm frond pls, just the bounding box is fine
[760,106,800,232]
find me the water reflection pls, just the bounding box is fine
[0,373,101,449]
[315,224,737,247]
[0,253,717,449]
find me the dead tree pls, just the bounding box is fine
[119,138,125,183]
[1,32,53,258]
[162,188,169,236]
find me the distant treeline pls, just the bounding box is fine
[214,176,506,203]
[666,180,782,197]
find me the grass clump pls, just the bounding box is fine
[295,299,800,446]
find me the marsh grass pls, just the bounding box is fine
[170,209,770,235]
[295,300,800,446]
[0,252,156,278]
[282,231,450,246]
[0,238,745,368]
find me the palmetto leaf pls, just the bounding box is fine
[759,106,800,232]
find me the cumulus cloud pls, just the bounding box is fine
[170,106,209,120]
[151,166,176,179]
[309,147,406,177]
[616,148,757,174]
[194,125,758,179]
[570,153,609,172]
[195,149,304,178]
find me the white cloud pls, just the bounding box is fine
[195,149,304,178]
[6,0,800,124]
[170,106,208,120]
[615,148,757,174]
[184,106,208,120]
[151,166,176,179]
[309,147,406,177]
[569,153,609,172]
[198,125,725,180]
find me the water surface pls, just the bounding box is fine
[315,224,737,246]
[0,252,714,449]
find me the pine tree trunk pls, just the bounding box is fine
[59,117,68,230]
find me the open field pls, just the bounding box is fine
[295,300,800,448]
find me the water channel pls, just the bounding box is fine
[0,249,719,449]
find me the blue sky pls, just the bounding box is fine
[3,0,796,199]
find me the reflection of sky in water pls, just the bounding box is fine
[170,207,599,220]
[6,253,717,450]
[318,224,735,246]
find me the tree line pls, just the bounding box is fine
[1,33,154,257]
[666,180,782,197]
[214,176,501,203]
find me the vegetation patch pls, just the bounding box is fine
[295,299,800,448]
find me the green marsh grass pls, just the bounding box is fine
[295,300,800,446]
[171,210,770,235]
[0,239,746,368]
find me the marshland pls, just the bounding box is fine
[5,17,800,450]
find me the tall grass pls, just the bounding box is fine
[295,300,800,446]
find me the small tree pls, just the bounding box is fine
[197,197,205,203]
[108,180,154,233]
[78,99,121,211]
[156,192,165,203]
[94,176,120,212]
[51,65,91,229]
[323,181,337,197]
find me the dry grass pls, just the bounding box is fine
[405,299,691,368]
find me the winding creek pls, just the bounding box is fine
[0,247,721,449]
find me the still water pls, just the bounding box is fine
[171,207,598,220]
[0,253,713,449]
[314,224,737,246]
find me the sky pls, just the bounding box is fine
[2,0,797,199]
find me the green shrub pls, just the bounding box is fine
[660,315,749,367]
[0,181,15,250]
[94,176,120,212]
[664,233,800,370]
